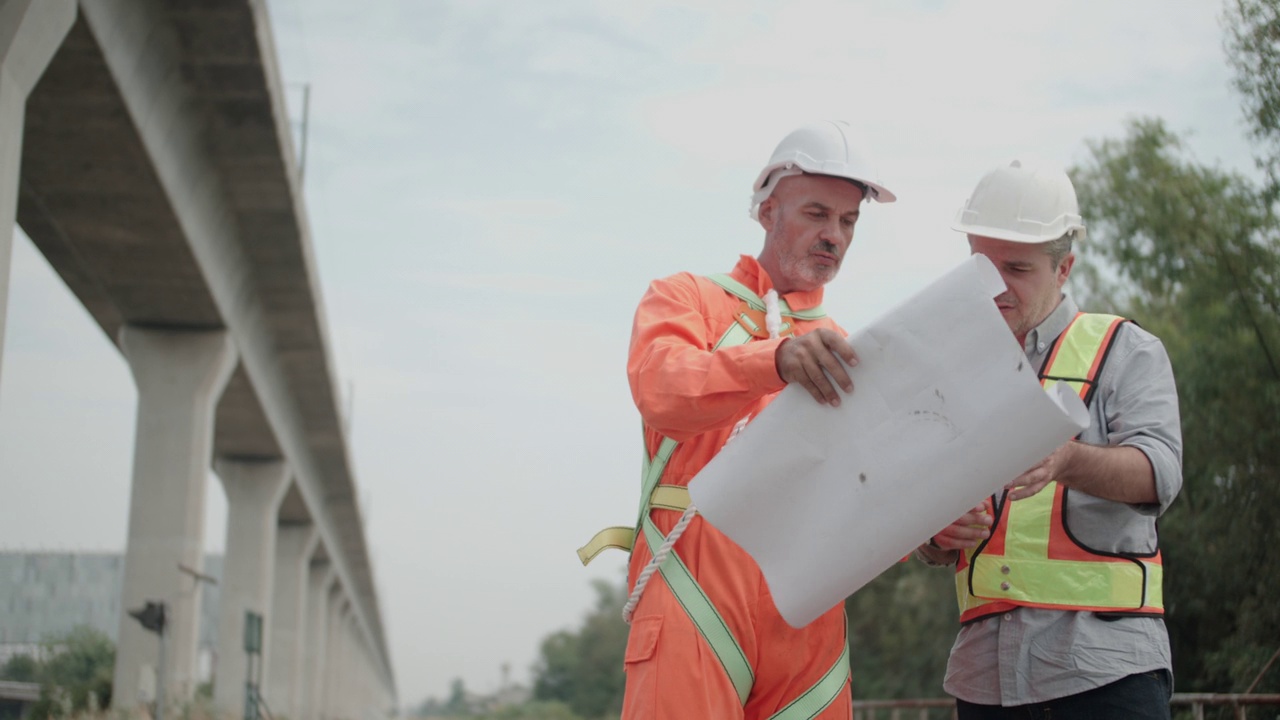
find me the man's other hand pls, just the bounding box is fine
[930,503,993,550]
[1005,443,1072,501]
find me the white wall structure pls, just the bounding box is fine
[7,0,398,717]
[0,0,74,383]
[114,327,237,708]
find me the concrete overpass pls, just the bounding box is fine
[0,1,396,718]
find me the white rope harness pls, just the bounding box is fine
[623,289,783,623]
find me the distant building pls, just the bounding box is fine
[0,552,222,680]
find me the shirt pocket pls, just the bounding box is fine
[624,614,663,665]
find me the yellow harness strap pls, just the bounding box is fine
[575,485,691,565]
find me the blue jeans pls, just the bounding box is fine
[955,671,1172,720]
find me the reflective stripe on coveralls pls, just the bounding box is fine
[578,275,851,716]
[955,313,1166,623]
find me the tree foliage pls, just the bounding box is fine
[413,676,585,720]
[1225,0,1280,201]
[845,561,956,715]
[0,654,39,683]
[0,626,116,718]
[1070,115,1280,694]
[1068,0,1280,696]
[445,677,471,715]
[531,579,627,720]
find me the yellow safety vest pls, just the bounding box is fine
[956,313,1166,624]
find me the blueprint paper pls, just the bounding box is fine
[687,254,1091,628]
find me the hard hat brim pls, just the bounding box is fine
[951,210,1086,244]
[752,162,897,204]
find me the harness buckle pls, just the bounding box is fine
[734,302,794,339]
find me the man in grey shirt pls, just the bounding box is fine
[915,159,1183,719]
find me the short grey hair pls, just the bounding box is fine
[1043,232,1075,267]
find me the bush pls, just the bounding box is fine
[19,625,115,719]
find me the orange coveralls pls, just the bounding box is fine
[622,254,852,719]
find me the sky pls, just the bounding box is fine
[0,0,1262,708]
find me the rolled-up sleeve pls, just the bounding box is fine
[1100,325,1184,514]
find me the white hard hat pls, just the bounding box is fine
[749,120,896,220]
[951,159,1086,243]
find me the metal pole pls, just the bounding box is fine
[298,83,311,184]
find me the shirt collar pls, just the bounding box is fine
[1025,294,1078,357]
[729,254,826,311]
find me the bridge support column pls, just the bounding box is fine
[325,598,350,720]
[212,459,291,717]
[352,639,366,720]
[113,327,237,714]
[352,622,368,720]
[348,643,362,720]
[0,0,74,383]
[357,637,377,720]
[343,619,361,720]
[335,619,351,720]
[302,566,334,720]
[344,615,359,720]
[267,523,318,720]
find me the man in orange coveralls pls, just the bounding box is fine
[622,121,896,719]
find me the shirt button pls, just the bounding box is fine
[1000,581,1011,591]
[1037,342,1046,352]
[1001,565,1011,575]
[1003,613,1013,621]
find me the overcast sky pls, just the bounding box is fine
[0,0,1260,708]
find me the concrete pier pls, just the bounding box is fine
[303,565,336,720]
[212,459,291,716]
[325,596,350,720]
[0,0,74,383]
[267,523,318,719]
[113,327,237,712]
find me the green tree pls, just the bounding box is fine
[845,560,957,714]
[444,677,471,716]
[1225,0,1280,201]
[1070,116,1280,695]
[22,625,116,718]
[0,654,39,683]
[531,579,627,720]
[414,695,447,717]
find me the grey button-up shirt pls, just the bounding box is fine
[943,295,1184,706]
